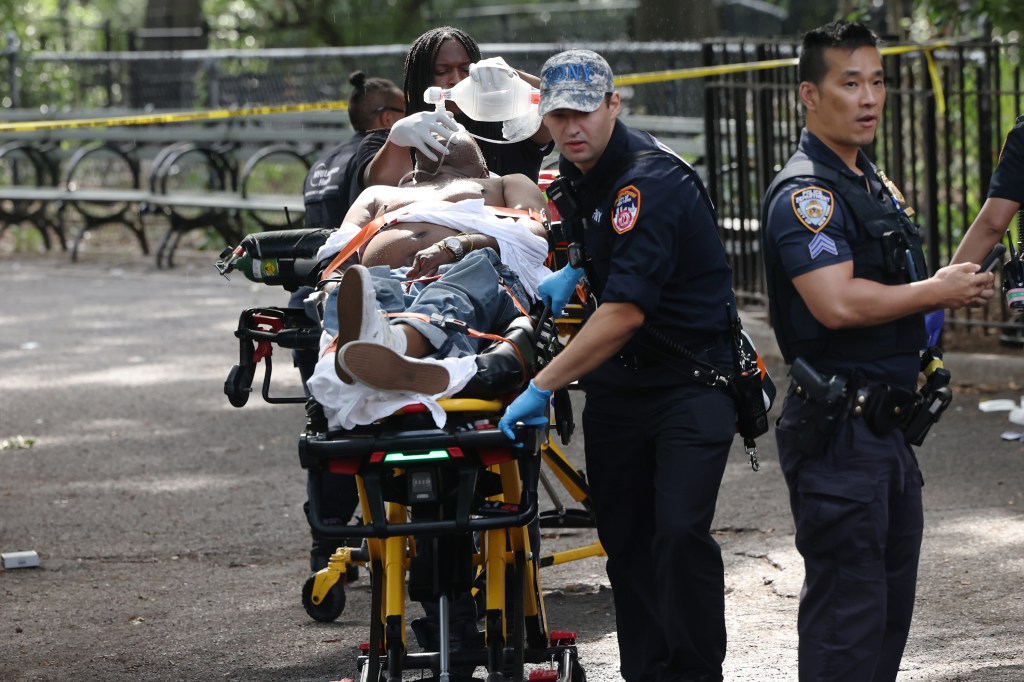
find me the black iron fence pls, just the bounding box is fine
[2,38,1022,335]
[0,39,710,112]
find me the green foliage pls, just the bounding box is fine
[5,0,143,52]
[915,0,1024,38]
[202,0,443,48]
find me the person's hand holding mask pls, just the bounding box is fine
[469,56,517,92]
[389,110,460,162]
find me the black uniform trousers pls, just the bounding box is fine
[775,390,924,682]
[582,356,736,682]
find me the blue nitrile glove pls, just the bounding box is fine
[538,264,583,316]
[498,380,552,440]
[925,309,945,348]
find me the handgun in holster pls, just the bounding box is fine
[902,345,953,446]
[789,357,850,458]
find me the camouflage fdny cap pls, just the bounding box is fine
[538,49,615,116]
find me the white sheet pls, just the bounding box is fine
[306,332,481,430]
[315,198,552,299]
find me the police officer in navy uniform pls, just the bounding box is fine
[500,49,740,682]
[953,114,1024,265]
[761,21,994,680]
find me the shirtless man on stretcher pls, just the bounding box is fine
[306,129,553,428]
[336,129,549,276]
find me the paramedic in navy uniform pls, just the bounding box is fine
[297,72,405,573]
[761,21,994,680]
[500,49,740,682]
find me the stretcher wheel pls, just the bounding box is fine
[301,574,346,622]
[224,364,254,408]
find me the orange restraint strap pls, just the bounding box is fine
[319,206,547,281]
[320,214,388,281]
[388,311,531,391]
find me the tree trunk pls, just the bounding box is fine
[142,0,207,51]
[131,0,207,108]
[633,0,721,40]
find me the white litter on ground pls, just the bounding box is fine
[979,398,1024,435]
[1,550,40,569]
[978,399,1018,412]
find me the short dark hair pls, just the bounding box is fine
[347,71,402,132]
[798,20,880,85]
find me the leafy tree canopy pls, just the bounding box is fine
[0,0,1020,54]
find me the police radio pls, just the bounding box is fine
[1003,215,1024,312]
[545,177,587,269]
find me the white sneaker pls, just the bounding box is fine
[334,265,407,383]
[338,341,450,395]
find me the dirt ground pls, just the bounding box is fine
[2,252,1024,681]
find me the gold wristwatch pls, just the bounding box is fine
[439,235,466,261]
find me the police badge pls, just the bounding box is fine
[876,168,916,217]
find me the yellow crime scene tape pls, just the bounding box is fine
[0,39,957,133]
[613,40,956,114]
[0,99,349,134]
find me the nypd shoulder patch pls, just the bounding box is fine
[612,185,641,234]
[790,186,834,233]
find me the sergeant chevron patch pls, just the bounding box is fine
[808,231,838,259]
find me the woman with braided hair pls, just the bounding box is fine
[355,26,553,192]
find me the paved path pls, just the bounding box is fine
[2,255,1023,681]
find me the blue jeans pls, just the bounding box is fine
[323,248,529,357]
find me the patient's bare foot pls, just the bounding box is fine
[334,265,406,383]
[338,341,450,395]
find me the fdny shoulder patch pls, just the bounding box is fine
[612,185,641,234]
[790,186,834,233]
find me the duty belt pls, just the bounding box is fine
[616,331,732,371]
[848,381,920,436]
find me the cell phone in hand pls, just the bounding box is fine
[980,244,1007,273]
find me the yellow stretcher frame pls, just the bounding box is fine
[303,397,588,681]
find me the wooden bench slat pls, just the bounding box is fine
[0,187,305,213]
